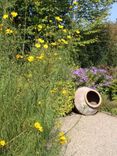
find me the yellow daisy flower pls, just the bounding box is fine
[43,44,48,49]
[5,28,13,34]
[58,132,65,137]
[38,24,43,31]
[35,43,41,48]
[73,1,78,5]
[37,38,45,43]
[34,122,43,132]
[55,16,63,22]
[76,30,80,34]
[63,29,67,33]
[51,42,57,46]
[67,35,72,39]
[61,39,68,44]
[11,11,18,17]
[60,136,67,144]
[27,56,34,62]
[36,54,44,60]
[16,54,23,59]
[3,14,8,19]
[0,140,6,147]
[58,25,64,29]
[58,132,67,144]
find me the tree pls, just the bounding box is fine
[0,0,116,65]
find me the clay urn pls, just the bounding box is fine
[74,87,102,115]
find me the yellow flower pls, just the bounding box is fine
[37,38,45,43]
[61,89,68,95]
[58,132,67,144]
[34,122,43,132]
[27,56,34,62]
[51,42,57,46]
[3,14,8,19]
[16,54,23,59]
[0,140,6,147]
[59,132,65,137]
[43,44,48,49]
[76,30,80,34]
[60,136,67,144]
[58,24,64,29]
[55,16,63,22]
[73,1,78,5]
[5,28,13,34]
[38,24,43,31]
[35,43,41,48]
[63,29,67,33]
[11,11,18,17]
[67,35,72,39]
[36,54,44,60]
[61,39,68,45]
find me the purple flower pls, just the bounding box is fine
[79,78,88,82]
[73,68,87,77]
[90,67,98,74]
[90,86,97,90]
[90,67,107,75]
[98,68,107,74]
[73,66,113,91]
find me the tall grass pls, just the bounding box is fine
[0,30,73,155]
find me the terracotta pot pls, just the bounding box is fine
[74,87,102,115]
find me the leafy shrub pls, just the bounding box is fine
[50,80,75,116]
[100,95,117,115]
[109,79,117,101]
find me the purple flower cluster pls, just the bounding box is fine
[73,68,88,82]
[90,67,107,75]
[73,67,113,90]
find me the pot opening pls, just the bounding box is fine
[86,91,100,106]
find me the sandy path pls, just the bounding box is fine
[60,112,117,156]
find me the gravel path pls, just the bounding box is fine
[60,112,117,156]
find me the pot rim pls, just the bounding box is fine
[85,89,102,108]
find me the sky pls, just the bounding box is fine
[108,2,117,22]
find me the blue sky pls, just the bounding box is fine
[108,3,117,22]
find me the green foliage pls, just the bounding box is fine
[100,95,117,115]
[109,79,117,101]
[77,22,117,67]
[0,43,73,155]
[0,53,52,155]
[50,80,75,116]
[106,23,117,66]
